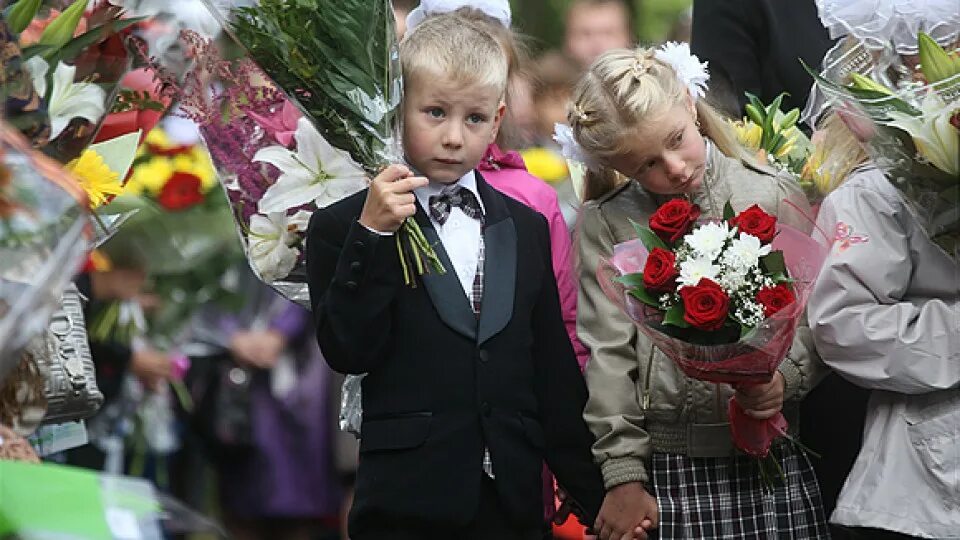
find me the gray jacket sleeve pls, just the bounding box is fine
[576,202,652,488]
[807,176,960,394]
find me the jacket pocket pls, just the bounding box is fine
[360,412,432,453]
[519,414,545,450]
[905,401,960,507]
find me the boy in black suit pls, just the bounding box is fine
[306,11,606,540]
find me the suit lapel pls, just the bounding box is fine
[413,202,478,341]
[476,173,516,345]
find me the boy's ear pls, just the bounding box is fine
[489,101,507,143]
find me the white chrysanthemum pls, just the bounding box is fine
[722,232,772,270]
[685,221,730,261]
[679,257,721,288]
[655,41,710,100]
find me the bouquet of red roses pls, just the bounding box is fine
[599,199,827,464]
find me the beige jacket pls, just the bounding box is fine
[576,144,827,489]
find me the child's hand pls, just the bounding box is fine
[734,371,785,419]
[594,481,658,540]
[359,164,428,233]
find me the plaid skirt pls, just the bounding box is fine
[649,442,830,539]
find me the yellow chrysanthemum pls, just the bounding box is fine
[126,157,174,196]
[66,149,123,208]
[733,120,763,151]
[521,147,569,183]
[144,127,174,148]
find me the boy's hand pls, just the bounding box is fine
[734,372,785,420]
[595,481,658,540]
[359,164,428,233]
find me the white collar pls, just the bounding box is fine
[415,170,485,214]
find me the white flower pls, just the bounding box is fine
[722,232,772,270]
[655,41,710,101]
[718,269,749,291]
[885,91,959,176]
[248,210,312,282]
[678,257,721,288]
[256,117,367,213]
[684,221,730,261]
[24,58,107,140]
[552,123,598,170]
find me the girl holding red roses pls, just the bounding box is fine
[564,44,830,539]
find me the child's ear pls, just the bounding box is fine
[489,101,507,143]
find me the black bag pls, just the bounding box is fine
[187,353,254,456]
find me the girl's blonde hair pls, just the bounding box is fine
[568,47,745,201]
[807,111,870,195]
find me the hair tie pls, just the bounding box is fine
[573,103,590,123]
[553,123,599,172]
[631,50,654,82]
[653,41,710,101]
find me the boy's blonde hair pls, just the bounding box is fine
[568,47,745,201]
[399,11,509,99]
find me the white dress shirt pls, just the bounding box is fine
[414,171,485,299]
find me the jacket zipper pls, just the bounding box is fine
[642,344,656,410]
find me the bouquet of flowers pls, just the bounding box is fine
[8,0,146,164]
[806,32,960,259]
[91,124,241,345]
[599,199,827,475]
[166,0,441,307]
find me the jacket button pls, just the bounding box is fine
[478,350,488,363]
[353,240,365,251]
[350,261,362,274]
[480,401,491,416]
[344,280,359,291]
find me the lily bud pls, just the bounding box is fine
[37,0,86,51]
[5,0,43,34]
[918,32,960,83]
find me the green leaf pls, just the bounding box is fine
[723,201,736,221]
[627,283,661,308]
[740,324,755,339]
[616,272,645,288]
[663,304,689,328]
[5,0,43,34]
[800,59,920,119]
[630,219,669,251]
[761,250,787,276]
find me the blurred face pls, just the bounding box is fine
[402,73,505,184]
[607,100,707,195]
[393,8,409,39]
[535,89,573,140]
[564,2,632,68]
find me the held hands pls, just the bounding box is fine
[130,347,173,391]
[359,164,428,233]
[594,481,659,540]
[734,371,785,420]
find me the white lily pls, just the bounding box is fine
[885,92,959,177]
[256,117,367,213]
[247,210,312,282]
[24,58,107,140]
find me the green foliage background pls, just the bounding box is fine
[508,0,692,52]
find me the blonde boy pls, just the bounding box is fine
[306,12,605,540]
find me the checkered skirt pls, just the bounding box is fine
[649,443,830,539]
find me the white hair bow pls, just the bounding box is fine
[405,0,512,33]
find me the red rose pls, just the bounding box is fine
[649,199,701,243]
[158,172,204,211]
[679,278,730,331]
[756,283,796,318]
[729,204,777,244]
[642,248,679,293]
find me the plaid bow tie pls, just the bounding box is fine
[428,185,483,225]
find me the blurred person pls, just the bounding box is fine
[564,0,633,70]
[665,7,692,44]
[187,265,341,540]
[690,0,835,117]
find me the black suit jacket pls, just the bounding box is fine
[306,173,604,531]
[691,0,835,117]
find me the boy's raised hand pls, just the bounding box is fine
[359,164,428,233]
[595,481,659,540]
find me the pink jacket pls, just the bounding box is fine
[480,144,590,369]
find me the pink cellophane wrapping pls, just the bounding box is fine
[598,222,828,456]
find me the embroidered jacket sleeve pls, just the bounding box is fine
[808,174,960,394]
